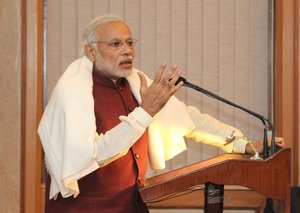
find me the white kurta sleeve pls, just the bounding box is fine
[96,107,153,166]
[184,105,248,153]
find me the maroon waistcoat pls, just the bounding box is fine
[45,69,149,213]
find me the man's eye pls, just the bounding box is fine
[109,41,121,47]
[126,40,134,46]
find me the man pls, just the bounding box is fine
[38,15,284,213]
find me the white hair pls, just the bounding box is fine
[81,15,124,55]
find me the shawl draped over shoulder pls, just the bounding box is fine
[38,56,195,199]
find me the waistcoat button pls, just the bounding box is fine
[135,153,140,159]
[127,106,133,112]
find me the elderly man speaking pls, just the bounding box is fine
[38,15,284,213]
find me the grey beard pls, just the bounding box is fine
[115,68,133,78]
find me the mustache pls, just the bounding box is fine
[119,58,133,64]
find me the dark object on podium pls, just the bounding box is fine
[204,182,224,213]
[138,148,291,213]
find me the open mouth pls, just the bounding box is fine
[119,59,133,68]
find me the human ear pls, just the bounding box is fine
[84,44,96,62]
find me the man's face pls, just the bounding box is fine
[93,21,135,80]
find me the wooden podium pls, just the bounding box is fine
[138,148,291,212]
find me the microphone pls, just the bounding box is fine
[175,76,276,159]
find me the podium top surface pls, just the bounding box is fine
[139,148,291,203]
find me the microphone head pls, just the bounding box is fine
[175,76,187,86]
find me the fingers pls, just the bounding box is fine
[163,64,178,83]
[275,137,284,142]
[275,137,285,147]
[168,69,183,90]
[267,136,285,148]
[139,63,184,116]
[138,72,147,89]
[153,63,167,83]
[153,63,183,87]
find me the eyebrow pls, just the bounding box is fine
[107,37,134,41]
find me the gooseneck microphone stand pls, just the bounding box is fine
[176,76,276,159]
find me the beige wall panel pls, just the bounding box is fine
[93,0,110,16]
[202,0,220,115]
[109,0,125,18]
[77,0,94,56]
[171,0,188,103]
[140,0,156,77]
[235,0,252,137]
[201,0,221,159]
[219,0,235,126]
[249,0,269,138]
[61,0,78,70]
[0,0,21,212]
[46,0,62,99]
[186,0,205,164]
[125,0,141,68]
[156,0,172,69]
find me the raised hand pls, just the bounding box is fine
[138,63,184,116]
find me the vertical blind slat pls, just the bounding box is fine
[77,0,94,56]
[61,0,77,71]
[140,0,156,78]
[46,0,62,99]
[186,0,204,164]
[201,0,221,159]
[235,0,252,137]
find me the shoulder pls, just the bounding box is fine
[50,56,93,102]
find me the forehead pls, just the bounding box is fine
[95,21,132,41]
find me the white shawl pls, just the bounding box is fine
[38,56,195,199]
